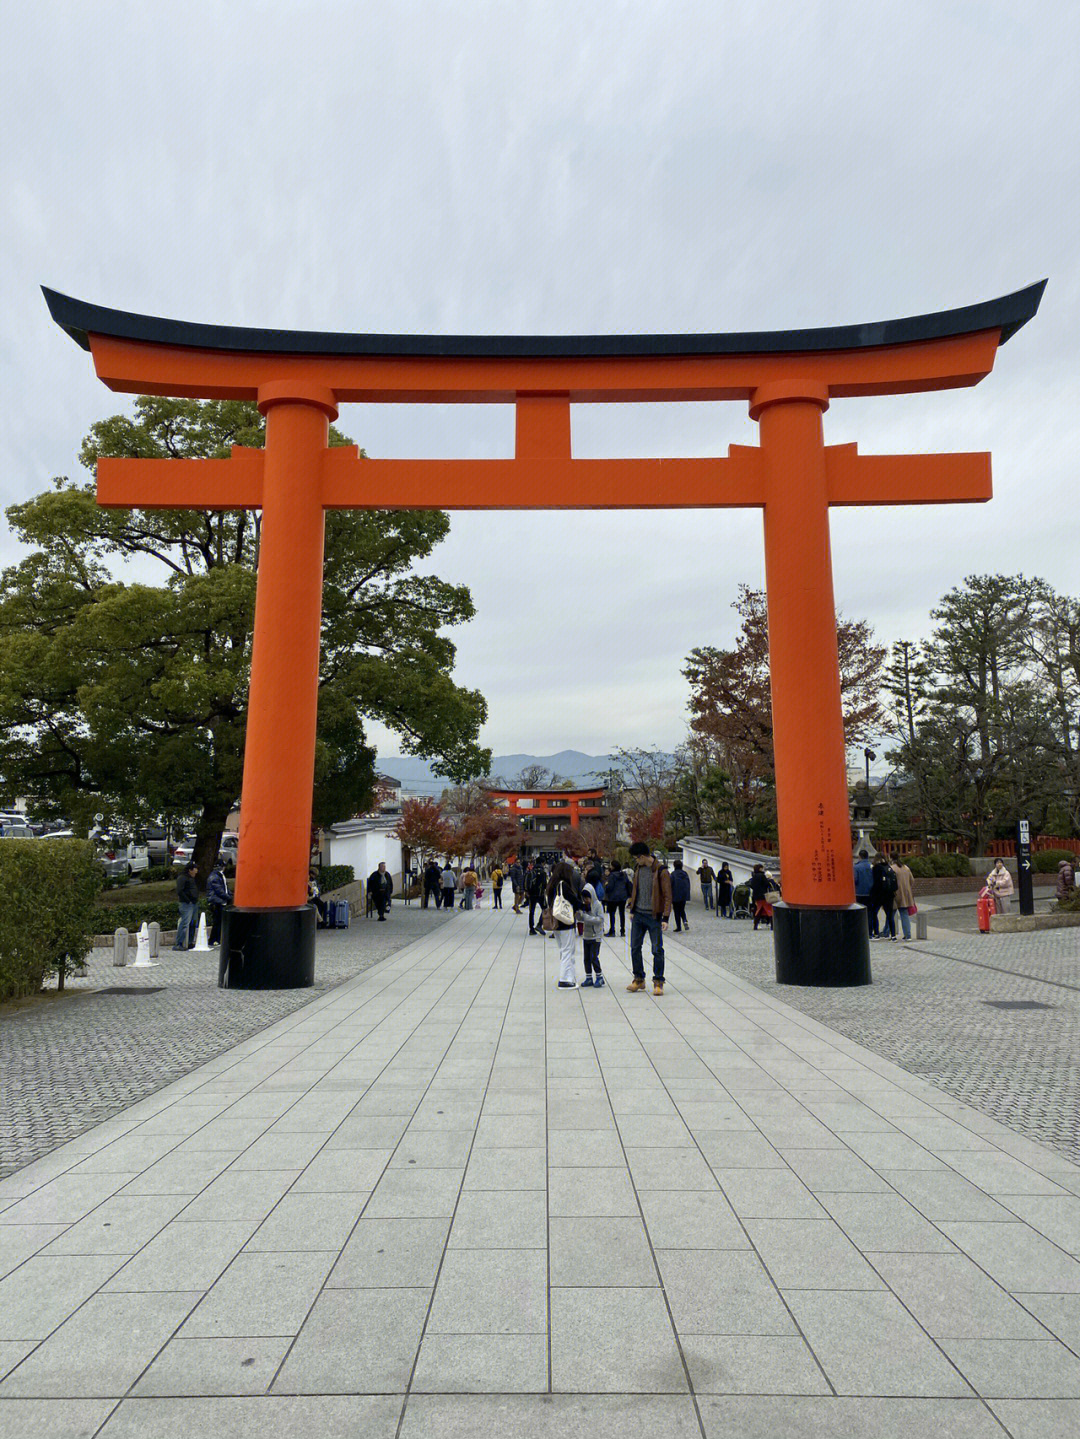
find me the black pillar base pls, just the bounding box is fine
[772,902,872,987]
[219,905,316,989]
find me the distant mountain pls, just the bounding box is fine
[377,751,617,794]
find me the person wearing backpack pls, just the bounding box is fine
[871,855,898,939]
[670,859,692,931]
[490,865,504,909]
[603,861,630,936]
[526,861,548,935]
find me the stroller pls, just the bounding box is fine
[733,885,753,920]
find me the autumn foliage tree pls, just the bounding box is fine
[394,798,451,868]
[683,586,884,845]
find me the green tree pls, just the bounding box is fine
[0,398,490,880]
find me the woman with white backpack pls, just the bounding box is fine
[546,859,583,989]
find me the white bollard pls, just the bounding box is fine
[132,922,159,968]
[147,922,160,958]
[113,928,129,967]
[193,912,211,952]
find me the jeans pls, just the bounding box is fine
[630,911,664,981]
[605,900,626,935]
[672,900,688,931]
[857,894,876,936]
[897,905,912,939]
[493,887,503,908]
[463,888,474,910]
[528,896,544,931]
[175,901,199,949]
[876,900,895,938]
[582,938,602,974]
[701,883,713,911]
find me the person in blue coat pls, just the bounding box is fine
[206,859,230,947]
[854,849,876,935]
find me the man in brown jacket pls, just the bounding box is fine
[626,841,672,995]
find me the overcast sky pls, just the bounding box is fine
[3,1,1076,763]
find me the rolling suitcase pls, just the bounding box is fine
[335,899,351,929]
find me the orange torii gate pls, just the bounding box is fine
[44,282,1044,989]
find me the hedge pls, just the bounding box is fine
[92,901,188,933]
[0,838,102,999]
[140,865,175,884]
[1034,849,1078,873]
[906,853,972,878]
[319,865,355,891]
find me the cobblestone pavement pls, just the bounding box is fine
[0,905,450,1179]
[3,909,1080,1436]
[674,906,1080,1167]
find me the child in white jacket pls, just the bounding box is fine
[580,881,606,988]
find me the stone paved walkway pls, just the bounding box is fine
[0,905,449,1179]
[675,907,1080,1168]
[2,908,1080,1437]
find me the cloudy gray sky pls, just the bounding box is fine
[3,1,1076,762]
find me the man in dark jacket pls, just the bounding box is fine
[604,862,630,936]
[526,861,547,935]
[626,842,672,995]
[367,862,394,921]
[508,860,524,913]
[174,863,200,951]
[670,859,692,931]
[697,859,716,911]
[206,860,230,947]
[871,855,898,939]
[423,860,442,909]
[854,850,876,935]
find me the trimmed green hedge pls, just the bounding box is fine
[0,838,102,999]
[319,865,355,892]
[93,901,189,933]
[140,865,175,884]
[1034,849,1078,873]
[906,853,972,878]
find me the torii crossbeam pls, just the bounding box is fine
[44,281,1045,989]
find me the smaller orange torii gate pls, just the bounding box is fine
[44,282,1044,989]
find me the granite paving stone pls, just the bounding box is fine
[681,1334,830,1394]
[4,908,1080,1428]
[426,1248,547,1333]
[0,1290,201,1397]
[131,1336,293,1396]
[104,1220,258,1293]
[783,1289,974,1396]
[989,1398,1080,1438]
[271,1286,431,1393]
[550,1286,687,1392]
[178,1250,337,1336]
[655,1248,798,1335]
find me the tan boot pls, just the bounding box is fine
[626,977,646,992]
[653,980,664,996]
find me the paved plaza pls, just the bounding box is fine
[677,902,1080,1168]
[1,904,449,1179]
[2,908,1080,1436]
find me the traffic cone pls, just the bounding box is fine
[193,912,211,952]
[132,921,158,968]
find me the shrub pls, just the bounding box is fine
[0,839,102,999]
[1034,849,1078,873]
[319,865,355,892]
[907,852,971,878]
[1056,890,1080,912]
[140,865,174,884]
[92,901,188,933]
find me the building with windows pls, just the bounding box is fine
[487,786,612,859]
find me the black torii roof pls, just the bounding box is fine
[42,282,1045,360]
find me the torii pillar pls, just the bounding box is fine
[43,281,1044,989]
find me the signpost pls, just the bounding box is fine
[1016,818,1034,916]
